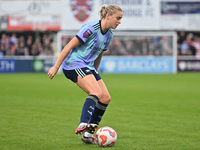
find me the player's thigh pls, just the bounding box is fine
[97,79,111,104]
[76,74,102,97]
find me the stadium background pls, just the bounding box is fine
[0,0,200,73]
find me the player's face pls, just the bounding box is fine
[109,11,123,29]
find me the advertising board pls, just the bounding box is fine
[99,57,175,73]
[1,0,200,30]
[161,1,200,30]
[0,0,160,30]
[0,0,62,31]
[0,59,15,73]
[0,58,55,73]
[178,59,200,72]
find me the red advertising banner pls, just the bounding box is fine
[7,14,61,31]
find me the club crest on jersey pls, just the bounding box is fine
[83,29,92,38]
[70,0,93,22]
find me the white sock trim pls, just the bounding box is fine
[79,122,87,125]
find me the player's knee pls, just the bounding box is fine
[101,94,111,104]
[96,92,103,99]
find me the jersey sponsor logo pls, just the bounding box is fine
[70,0,93,22]
[83,29,92,38]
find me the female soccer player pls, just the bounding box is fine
[48,4,123,144]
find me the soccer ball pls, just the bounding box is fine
[95,126,117,147]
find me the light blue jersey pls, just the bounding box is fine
[62,20,113,70]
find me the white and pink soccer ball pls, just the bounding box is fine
[95,126,117,147]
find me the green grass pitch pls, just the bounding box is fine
[0,73,200,150]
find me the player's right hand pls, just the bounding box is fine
[48,66,59,79]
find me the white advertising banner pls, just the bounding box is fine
[101,0,160,30]
[0,0,160,31]
[1,0,200,31]
[63,0,160,30]
[0,0,64,31]
[160,1,200,30]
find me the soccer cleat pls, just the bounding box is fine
[82,134,97,144]
[75,123,98,136]
[75,123,87,136]
[86,123,98,133]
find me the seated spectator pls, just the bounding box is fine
[23,47,29,56]
[10,43,19,55]
[10,33,18,44]
[178,31,186,44]
[31,44,39,56]
[43,37,53,55]
[61,36,71,49]
[37,43,44,55]
[0,44,5,57]
[26,38,33,55]
[18,36,25,43]
[15,41,25,55]
[1,34,6,46]
[180,40,189,55]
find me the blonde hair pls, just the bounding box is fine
[99,4,122,20]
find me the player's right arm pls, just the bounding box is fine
[48,37,81,79]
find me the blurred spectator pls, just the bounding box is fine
[178,31,186,44]
[141,41,148,55]
[26,38,33,55]
[1,34,6,46]
[192,36,200,53]
[24,47,29,56]
[10,33,18,44]
[4,36,11,55]
[0,44,5,56]
[124,38,135,56]
[61,35,71,49]
[15,41,25,55]
[11,43,19,55]
[43,37,53,56]
[31,44,39,56]
[37,43,44,55]
[18,36,25,43]
[177,31,200,56]
[180,40,188,55]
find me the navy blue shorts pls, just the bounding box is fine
[63,67,102,83]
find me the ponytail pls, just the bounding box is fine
[99,4,122,20]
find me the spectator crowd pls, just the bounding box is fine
[104,36,173,56]
[1,31,200,57]
[0,32,54,57]
[177,31,200,57]
[61,34,173,56]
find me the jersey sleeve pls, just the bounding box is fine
[76,25,94,43]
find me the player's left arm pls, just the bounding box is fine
[94,51,104,71]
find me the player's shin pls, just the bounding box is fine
[89,100,108,125]
[80,95,99,123]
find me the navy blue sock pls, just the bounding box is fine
[80,95,99,123]
[89,100,108,125]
